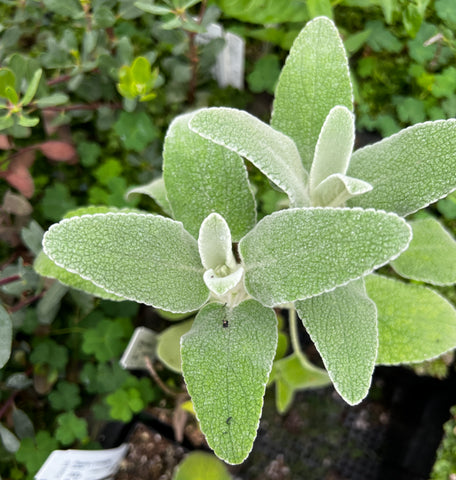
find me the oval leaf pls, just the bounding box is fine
[42,213,209,313]
[189,107,309,207]
[271,16,353,171]
[181,300,277,464]
[296,279,378,405]
[0,305,12,368]
[157,319,193,373]
[348,120,456,216]
[365,274,456,364]
[239,207,411,307]
[163,112,256,241]
[310,105,355,192]
[391,217,456,286]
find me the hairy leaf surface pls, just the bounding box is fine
[43,213,209,312]
[240,208,411,307]
[190,107,309,207]
[181,301,277,464]
[348,120,456,215]
[296,280,377,405]
[271,16,353,170]
[391,217,456,285]
[310,106,354,191]
[163,112,256,241]
[365,275,456,364]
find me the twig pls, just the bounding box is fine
[144,356,181,397]
[40,102,122,112]
[0,275,21,287]
[9,293,44,313]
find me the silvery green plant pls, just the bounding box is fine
[35,17,456,465]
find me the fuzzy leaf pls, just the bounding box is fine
[295,279,377,405]
[181,300,277,464]
[34,251,126,301]
[0,305,12,368]
[189,107,309,207]
[42,213,209,313]
[391,217,456,286]
[365,274,456,364]
[310,106,355,191]
[271,17,353,171]
[163,112,256,241]
[311,174,372,207]
[272,353,330,414]
[239,207,411,307]
[347,120,456,216]
[198,213,236,271]
[126,177,171,215]
[157,319,193,373]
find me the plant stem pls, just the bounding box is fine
[0,274,21,286]
[144,356,182,398]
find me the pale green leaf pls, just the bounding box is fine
[34,251,126,301]
[0,305,12,368]
[173,451,232,480]
[347,120,456,216]
[271,16,353,171]
[311,174,372,207]
[18,114,39,127]
[156,319,193,373]
[181,300,277,464]
[0,424,20,453]
[134,2,172,14]
[163,112,256,241]
[42,213,209,313]
[295,279,377,405]
[203,267,244,297]
[272,353,330,414]
[189,107,309,207]
[198,213,236,271]
[126,177,172,216]
[22,68,42,106]
[310,106,355,191]
[365,274,456,364]
[391,217,456,285]
[240,207,411,307]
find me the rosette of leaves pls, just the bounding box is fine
[35,17,456,465]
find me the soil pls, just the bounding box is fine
[107,365,456,480]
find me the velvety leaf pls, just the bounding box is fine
[271,17,353,171]
[391,217,456,285]
[126,177,172,215]
[189,107,309,207]
[173,451,232,480]
[365,275,456,364]
[347,120,456,216]
[34,251,126,301]
[311,173,372,207]
[309,106,355,191]
[156,319,193,373]
[181,301,277,464]
[272,353,330,414]
[163,112,256,241]
[296,279,378,405]
[42,213,209,312]
[240,207,411,307]
[0,305,12,368]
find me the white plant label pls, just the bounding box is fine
[34,444,129,480]
[120,326,157,370]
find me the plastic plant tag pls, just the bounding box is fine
[34,444,129,480]
[195,23,245,89]
[120,326,157,370]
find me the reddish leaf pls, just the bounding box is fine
[0,135,12,150]
[0,150,36,198]
[36,141,77,163]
